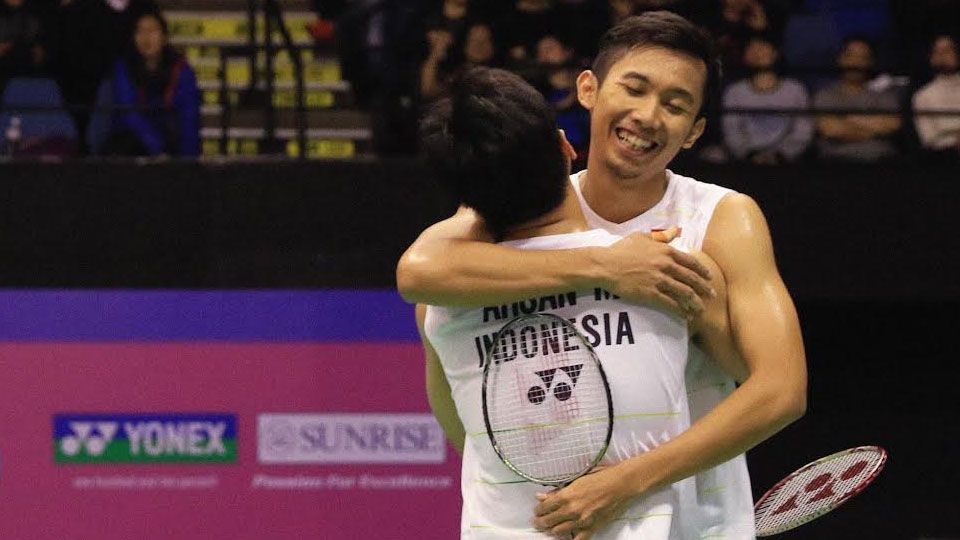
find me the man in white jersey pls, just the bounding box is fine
[399,12,807,539]
[416,66,746,539]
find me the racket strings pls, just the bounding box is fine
[755,449,885,534]
[486,319,610,484]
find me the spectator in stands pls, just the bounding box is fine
[711,0,779,80]
[463,22,498,67]
[420,26,455,100]
[534,34,589,161]
[501,0,560,62]
[560,0,696,69]
[102,10,199,157]
[48,0,158,154]
[722,34,813,164]
[337,0,422,154]
[420,22,498,101]
[912,34,960,156]
[608,0,639,23]
[814,37,901,162]
[0,0,46,90]
[423,0,473,45]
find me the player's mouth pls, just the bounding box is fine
[614,127,659,157]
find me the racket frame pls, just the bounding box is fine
[481,312,614,486]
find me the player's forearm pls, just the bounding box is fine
[620,374,806,495]
[398,241,608,307]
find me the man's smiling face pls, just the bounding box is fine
[578,46,707,182]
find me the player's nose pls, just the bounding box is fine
[627,97,662,130]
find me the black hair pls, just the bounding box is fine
[125,10,181,97]
[419,66,567,239]
[591,11,721,118]
[137,9,170,37]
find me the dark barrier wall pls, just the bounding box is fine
[1,159,958,538]
[0,158,957,300]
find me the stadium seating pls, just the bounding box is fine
[158,0,371,159]
[0,77,79,157]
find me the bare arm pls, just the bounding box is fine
[416,304,465,454]
[397,208,715,316]
[533,194,807,539]
[632,194,807,482]
[689,252,748,383]
[420,30,452,100]
[398,207,603,305]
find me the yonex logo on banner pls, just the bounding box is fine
[53,414,237,464]
[258,413,445,464]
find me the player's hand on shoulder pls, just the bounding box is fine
[597,231,715,320]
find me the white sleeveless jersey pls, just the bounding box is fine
[425,229,697,539]
[570,170,756,539]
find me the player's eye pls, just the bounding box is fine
[664,102,686,115]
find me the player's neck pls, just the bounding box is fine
[580,164,669,224]
[502,185,588,241]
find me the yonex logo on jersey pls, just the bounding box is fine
[53,414,237,464]
[527,364,583,404]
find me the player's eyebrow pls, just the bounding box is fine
[621,71,696,104]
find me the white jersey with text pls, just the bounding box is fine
[570,170,756,539]
[425,229,697,539]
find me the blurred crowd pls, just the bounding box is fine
[0,0,198,157]
[328,0,960,163]
[1,0,958,162]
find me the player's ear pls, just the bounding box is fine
[576,70,598,110]
[682,117,707,149]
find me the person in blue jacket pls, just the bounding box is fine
[104,9,199,157]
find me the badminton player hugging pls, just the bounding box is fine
[410,61,804,539]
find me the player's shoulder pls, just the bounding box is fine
[715,191,763,216]
[419,206,493,242]
[706,193,768,244]
[702,193,776,275]
[667,169,737,199]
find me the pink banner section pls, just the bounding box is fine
[0,343,463,539]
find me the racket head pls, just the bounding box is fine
[481,313,613,486]
[754,445,888,536]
